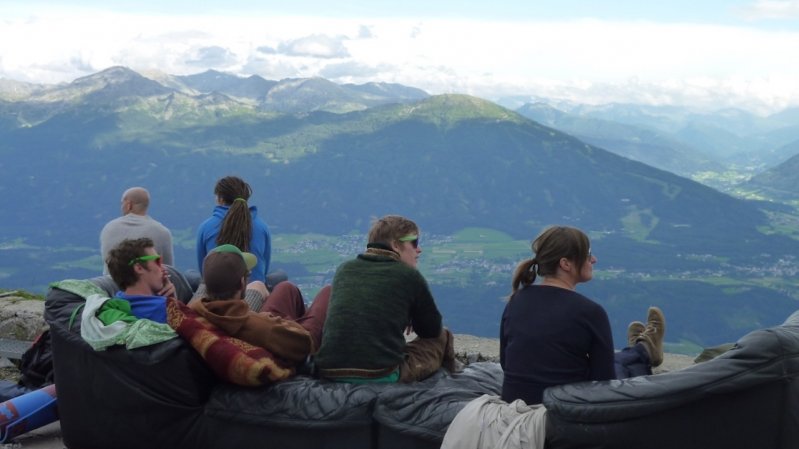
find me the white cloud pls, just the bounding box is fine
[185,46,237,67]
[738,0,799,19]
[319,61,397,80]
[277,34,351,59]
[357,25,373,39]
[2,8,799,112]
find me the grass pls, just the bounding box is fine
[620,206,660,242]
[0,288,44,300]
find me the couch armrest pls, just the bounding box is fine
[543,325,796,423]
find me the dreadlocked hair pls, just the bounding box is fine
[214,176,253,252]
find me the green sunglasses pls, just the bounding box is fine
[128,254,162,266]
[399,234,419,248]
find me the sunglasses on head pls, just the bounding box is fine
[128,254,162,266]
[399,234,419,249]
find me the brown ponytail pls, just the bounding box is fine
[509,226,591,297]
[511,258,538,295]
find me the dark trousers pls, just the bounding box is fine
[614,343,653,378]
[260,283,330,351]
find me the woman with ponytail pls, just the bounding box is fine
[196,176,272,285]
[500,225,666,405]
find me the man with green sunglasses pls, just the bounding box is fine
[106,237,177,323]
[315,215,456,383]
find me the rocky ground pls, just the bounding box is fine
[0,295,46,383]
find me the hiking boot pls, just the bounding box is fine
[627,321,646,347]
[635,307,666,367]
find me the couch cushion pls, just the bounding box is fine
[204,376,385,449]
[207,376,384,428]
[374,362,504,448]
[166,299,295,386]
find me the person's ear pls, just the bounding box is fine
[390,240,402,252]
[559,257,572,273]
[238,276,247,299]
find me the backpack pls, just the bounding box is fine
[17,330,54,389]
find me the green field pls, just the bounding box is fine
[272,227,531,291]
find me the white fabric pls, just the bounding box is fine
[81,294,129,349]
[441,394,547,449]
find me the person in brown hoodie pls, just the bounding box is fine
[189,244,329,364]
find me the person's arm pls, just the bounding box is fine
[587,306,616,381]
[196,227,207,274]
[262,225,272,276]
[409,276,443,338]
[99,225,110,274]
[500,310,508,368]
[162,229,175,267]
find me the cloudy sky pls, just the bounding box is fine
[2,0,799,113]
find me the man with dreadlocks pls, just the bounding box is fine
[196,176,272,310]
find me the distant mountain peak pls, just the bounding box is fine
[71,66,151,88]
[34,66,171,104]
[398,94,524,126]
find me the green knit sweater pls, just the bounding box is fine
[314,252,443,372]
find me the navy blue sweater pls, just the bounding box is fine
[500,285,615,404]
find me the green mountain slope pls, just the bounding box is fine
[747,150,799,201]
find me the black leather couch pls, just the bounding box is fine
[47,273,799,449]
[45,275,502,449]
[543,310,799,449]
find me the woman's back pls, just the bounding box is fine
[500,285,615,404]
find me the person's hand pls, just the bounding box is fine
[159,274,177,300]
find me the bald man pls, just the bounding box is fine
[100,187,174,274]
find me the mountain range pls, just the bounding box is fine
[1,66,798,348]
[513,100,799,195]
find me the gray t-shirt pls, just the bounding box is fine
[100,214,174,273]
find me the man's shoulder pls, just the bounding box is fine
[101,215,126,229]
[197,214,220,231]
[343,256,427,286]
[147,216,172,233]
